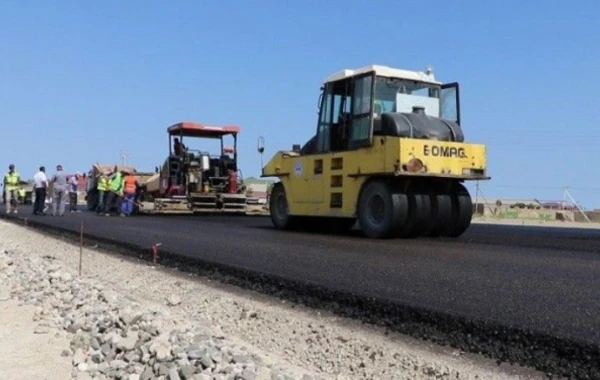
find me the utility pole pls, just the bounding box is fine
[120,150,129,166]
[475,181,480,215]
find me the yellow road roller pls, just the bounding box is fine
[259,64,490,238]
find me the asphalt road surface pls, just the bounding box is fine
[3,210,600,377]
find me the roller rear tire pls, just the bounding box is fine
[423,187,454,238]
[439,183,472,237]
[358,180,409,239]
[398,188,431,238]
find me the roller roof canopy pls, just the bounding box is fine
[323,64,441,85]
[167,121,240,138]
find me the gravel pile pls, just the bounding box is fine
[0,249,318,380]
[0,221,550,380]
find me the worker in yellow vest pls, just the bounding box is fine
[3,164,20,214]
[96,171,111,215]
[103,169,124,216]
[18,187,26,204]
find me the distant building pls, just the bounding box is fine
[475,198,575,211]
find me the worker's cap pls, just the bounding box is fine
[8,164,14,170]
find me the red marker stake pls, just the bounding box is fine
[152,243,162,265]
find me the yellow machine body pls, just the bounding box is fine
[259,64,491,239]
[262,137,487,218]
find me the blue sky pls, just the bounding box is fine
[1,1,599,208]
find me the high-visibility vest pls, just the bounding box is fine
[18,188,25,197]
[124,175,136,194]
[4,171,19,190]
[109,173,123,193]
[97,176,110,191]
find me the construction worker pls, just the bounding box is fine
[96,171,111,215]
[3,164,20,213]
[50,164,68,216]
[68,172,80,213]
[33,166,49,215]
[120,171,138,217]
[18,186,26,204]
[104,169,124,216]
[173,137,187,156]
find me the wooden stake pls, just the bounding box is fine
[79,220,83,276]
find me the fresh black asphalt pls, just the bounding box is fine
[3,210,600,379]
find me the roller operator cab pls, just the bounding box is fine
[260,64,490,239]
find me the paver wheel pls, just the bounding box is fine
[269,183,298,230]
[357,180,409,239]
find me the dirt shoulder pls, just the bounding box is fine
[0,220,548,379]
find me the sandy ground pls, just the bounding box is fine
[0,219,551,380]
[0,298,72,380]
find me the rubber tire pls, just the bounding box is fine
[398,189,432,238]
[269,183,298,230]
[86,191,98,211]
[423,187,454,238]
[357,180,409,239]
[440,183,472,237]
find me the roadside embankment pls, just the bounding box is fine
[0,220,548,379]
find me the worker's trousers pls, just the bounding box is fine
[33,187,46,214]
[121,193,135,215]
[52,186,66,216]
[104,191,120,214]
[69,192,78,212]
[96,190,105,214]
[5,189,18,212]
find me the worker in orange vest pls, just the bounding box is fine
[120,172,139,217]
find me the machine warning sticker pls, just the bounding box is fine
[294,160,303,176]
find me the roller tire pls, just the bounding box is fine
[269,183,298,230]
[358,180,408,239]
[440,183,473,237]
[398,188,432,238]
[358,180,409,239]
[86,191,98,211]
[423,188,454,238]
